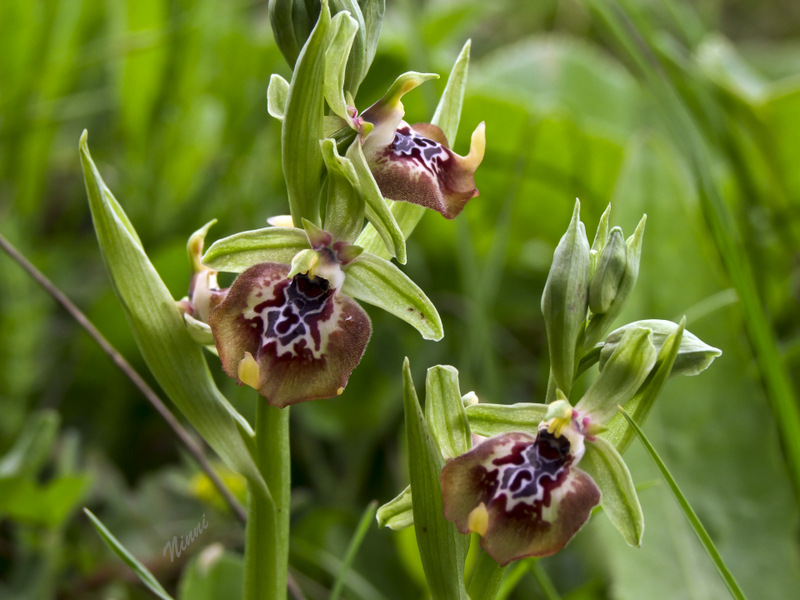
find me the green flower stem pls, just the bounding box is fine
[619,408,748,600]
[245,402,291,600]
[466,548,504,600]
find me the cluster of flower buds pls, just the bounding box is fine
[378,203,721,569]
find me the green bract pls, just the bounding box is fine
[541,200,590,396]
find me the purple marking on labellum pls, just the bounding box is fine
[389,125,450,178]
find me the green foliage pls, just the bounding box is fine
[1,0,799,598]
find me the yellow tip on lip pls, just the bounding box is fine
[467,502,489,537]
[237,352,260,389]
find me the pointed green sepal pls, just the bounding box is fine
[576,326,657,425]
[604,319,686,452]
[600,320,721,377]
[320,138,365,243]
[541,200,591,395]
[341,252,443,340]
[425,365,472,460]
[590,203,612,261]
[201,227,309,273]
[80,132,268,501]
[324,10,359,125]
[346,139,406,262]
[376,484,414,530]
[581,437,644,547]
[403,358,469,600]
[464,402,549,438]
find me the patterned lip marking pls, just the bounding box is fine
[244,273,338,360]
[390,125,450,179]
[489,431,573,514]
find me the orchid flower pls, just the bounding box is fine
[340,72,486,220]
[194,219,443,408]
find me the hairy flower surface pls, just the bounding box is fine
[441,407,600,564]
[209,240,370,408]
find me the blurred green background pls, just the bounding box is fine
[1,0,799,598]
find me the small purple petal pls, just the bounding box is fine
[209,262,371,407]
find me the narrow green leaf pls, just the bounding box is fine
[465,403,548,437]
[84,508,175,600]
[282,0,331,226]
[329,0,366,97]
[268,0,303,67]
[618,409,748,600]
[403,358,468,600]
[324,11,359,123]
[581,437,644,547]
[330,500,379,600]
[342,252,443,340]
[425,365,472,460]
[267,74,290,122]
[80,133,268,502]
[358,0,384,78]
[347,140,406,262]
[0,410,59,479]
[376,485,414,530]
[201,227,309,273]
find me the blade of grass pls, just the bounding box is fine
[329,500,379,600]
[83,508,174,600]
[618,407,748,600]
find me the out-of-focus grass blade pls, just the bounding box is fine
[84,508,174,600]
[330,500,379,600]
[618,408,748,600]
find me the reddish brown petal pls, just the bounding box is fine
[209,262,371,407]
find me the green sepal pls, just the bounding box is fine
[584,214,646,348]
[324,10,359,124]
[267,74,290,121]
[600,319,721,377]
[84,508,174,600]
[376,484,414,530]
[0,410,59,479]
[201,227,309,273]
[581,437,644,547]
[346,139,406,262]
[590,203,612,263]
[341,252,443,340]
[355,39,472,257]
[182,312,215,346]
[320,138,365,243]
[282,0,332,226]
[424,365,472,460]
[403,358,469,600]
[80,133,269,502]
[576,326,657,425]
[541,199,590,396]
[464,402,549,438]
[604,319,685,453]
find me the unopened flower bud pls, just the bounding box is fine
[600,320,721,377]
[589,227,627,315]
